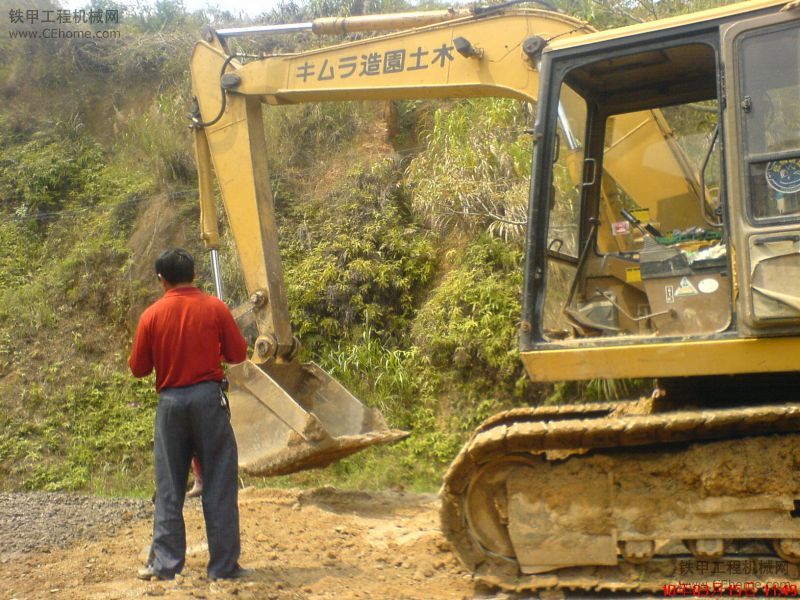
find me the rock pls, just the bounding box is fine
[435,539,451,552]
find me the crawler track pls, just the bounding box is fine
[440,403,800,594]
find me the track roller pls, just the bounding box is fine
[773,539,800,563]
[686,539,726,559]
[619,540,655,564]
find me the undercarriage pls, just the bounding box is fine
[440,397,800,594]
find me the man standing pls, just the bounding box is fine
[129,248,249,581]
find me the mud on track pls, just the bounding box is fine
[0,487,475,599]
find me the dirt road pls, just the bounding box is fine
[0,487,476,599]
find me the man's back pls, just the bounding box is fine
[129,287,247,391]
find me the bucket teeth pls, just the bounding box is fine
[243,429,410,477]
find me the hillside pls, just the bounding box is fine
[0,0,728,495]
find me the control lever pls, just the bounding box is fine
[620,208,662,238]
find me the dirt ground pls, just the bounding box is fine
[0,487,480,600]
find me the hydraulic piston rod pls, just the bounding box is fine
[215,9,469,38]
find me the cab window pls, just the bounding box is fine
[738,24,800,222]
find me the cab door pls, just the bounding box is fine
[722,10,800,335]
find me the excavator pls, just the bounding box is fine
[189,0,800,594]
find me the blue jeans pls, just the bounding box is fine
[150,381,240,579]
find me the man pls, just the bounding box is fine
[129,248,250,581]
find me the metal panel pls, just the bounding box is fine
[520,336,800,381]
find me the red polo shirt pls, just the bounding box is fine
[129,286,248,392]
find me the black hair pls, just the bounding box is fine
[155,248,195,285]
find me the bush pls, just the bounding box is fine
[405,98,533,240]
[412,236,525,394]
[283,160,436,348]
[0,124,104,219]
[115,91,194,185]
[0,364,156,493]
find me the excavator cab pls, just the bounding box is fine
[520,7,800,382]
[542,40,729,340]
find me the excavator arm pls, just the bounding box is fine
[188,8,599,477]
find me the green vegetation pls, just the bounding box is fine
[0,110,161,493]
[406,99,532,240]
[282,160,436,346]
[0,367,156,495]
[0,0,703,495]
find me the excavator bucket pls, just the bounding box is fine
[226,359,409,476]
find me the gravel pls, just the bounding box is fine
[0,492,152,555]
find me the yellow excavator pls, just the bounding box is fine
[189,0,800,593]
